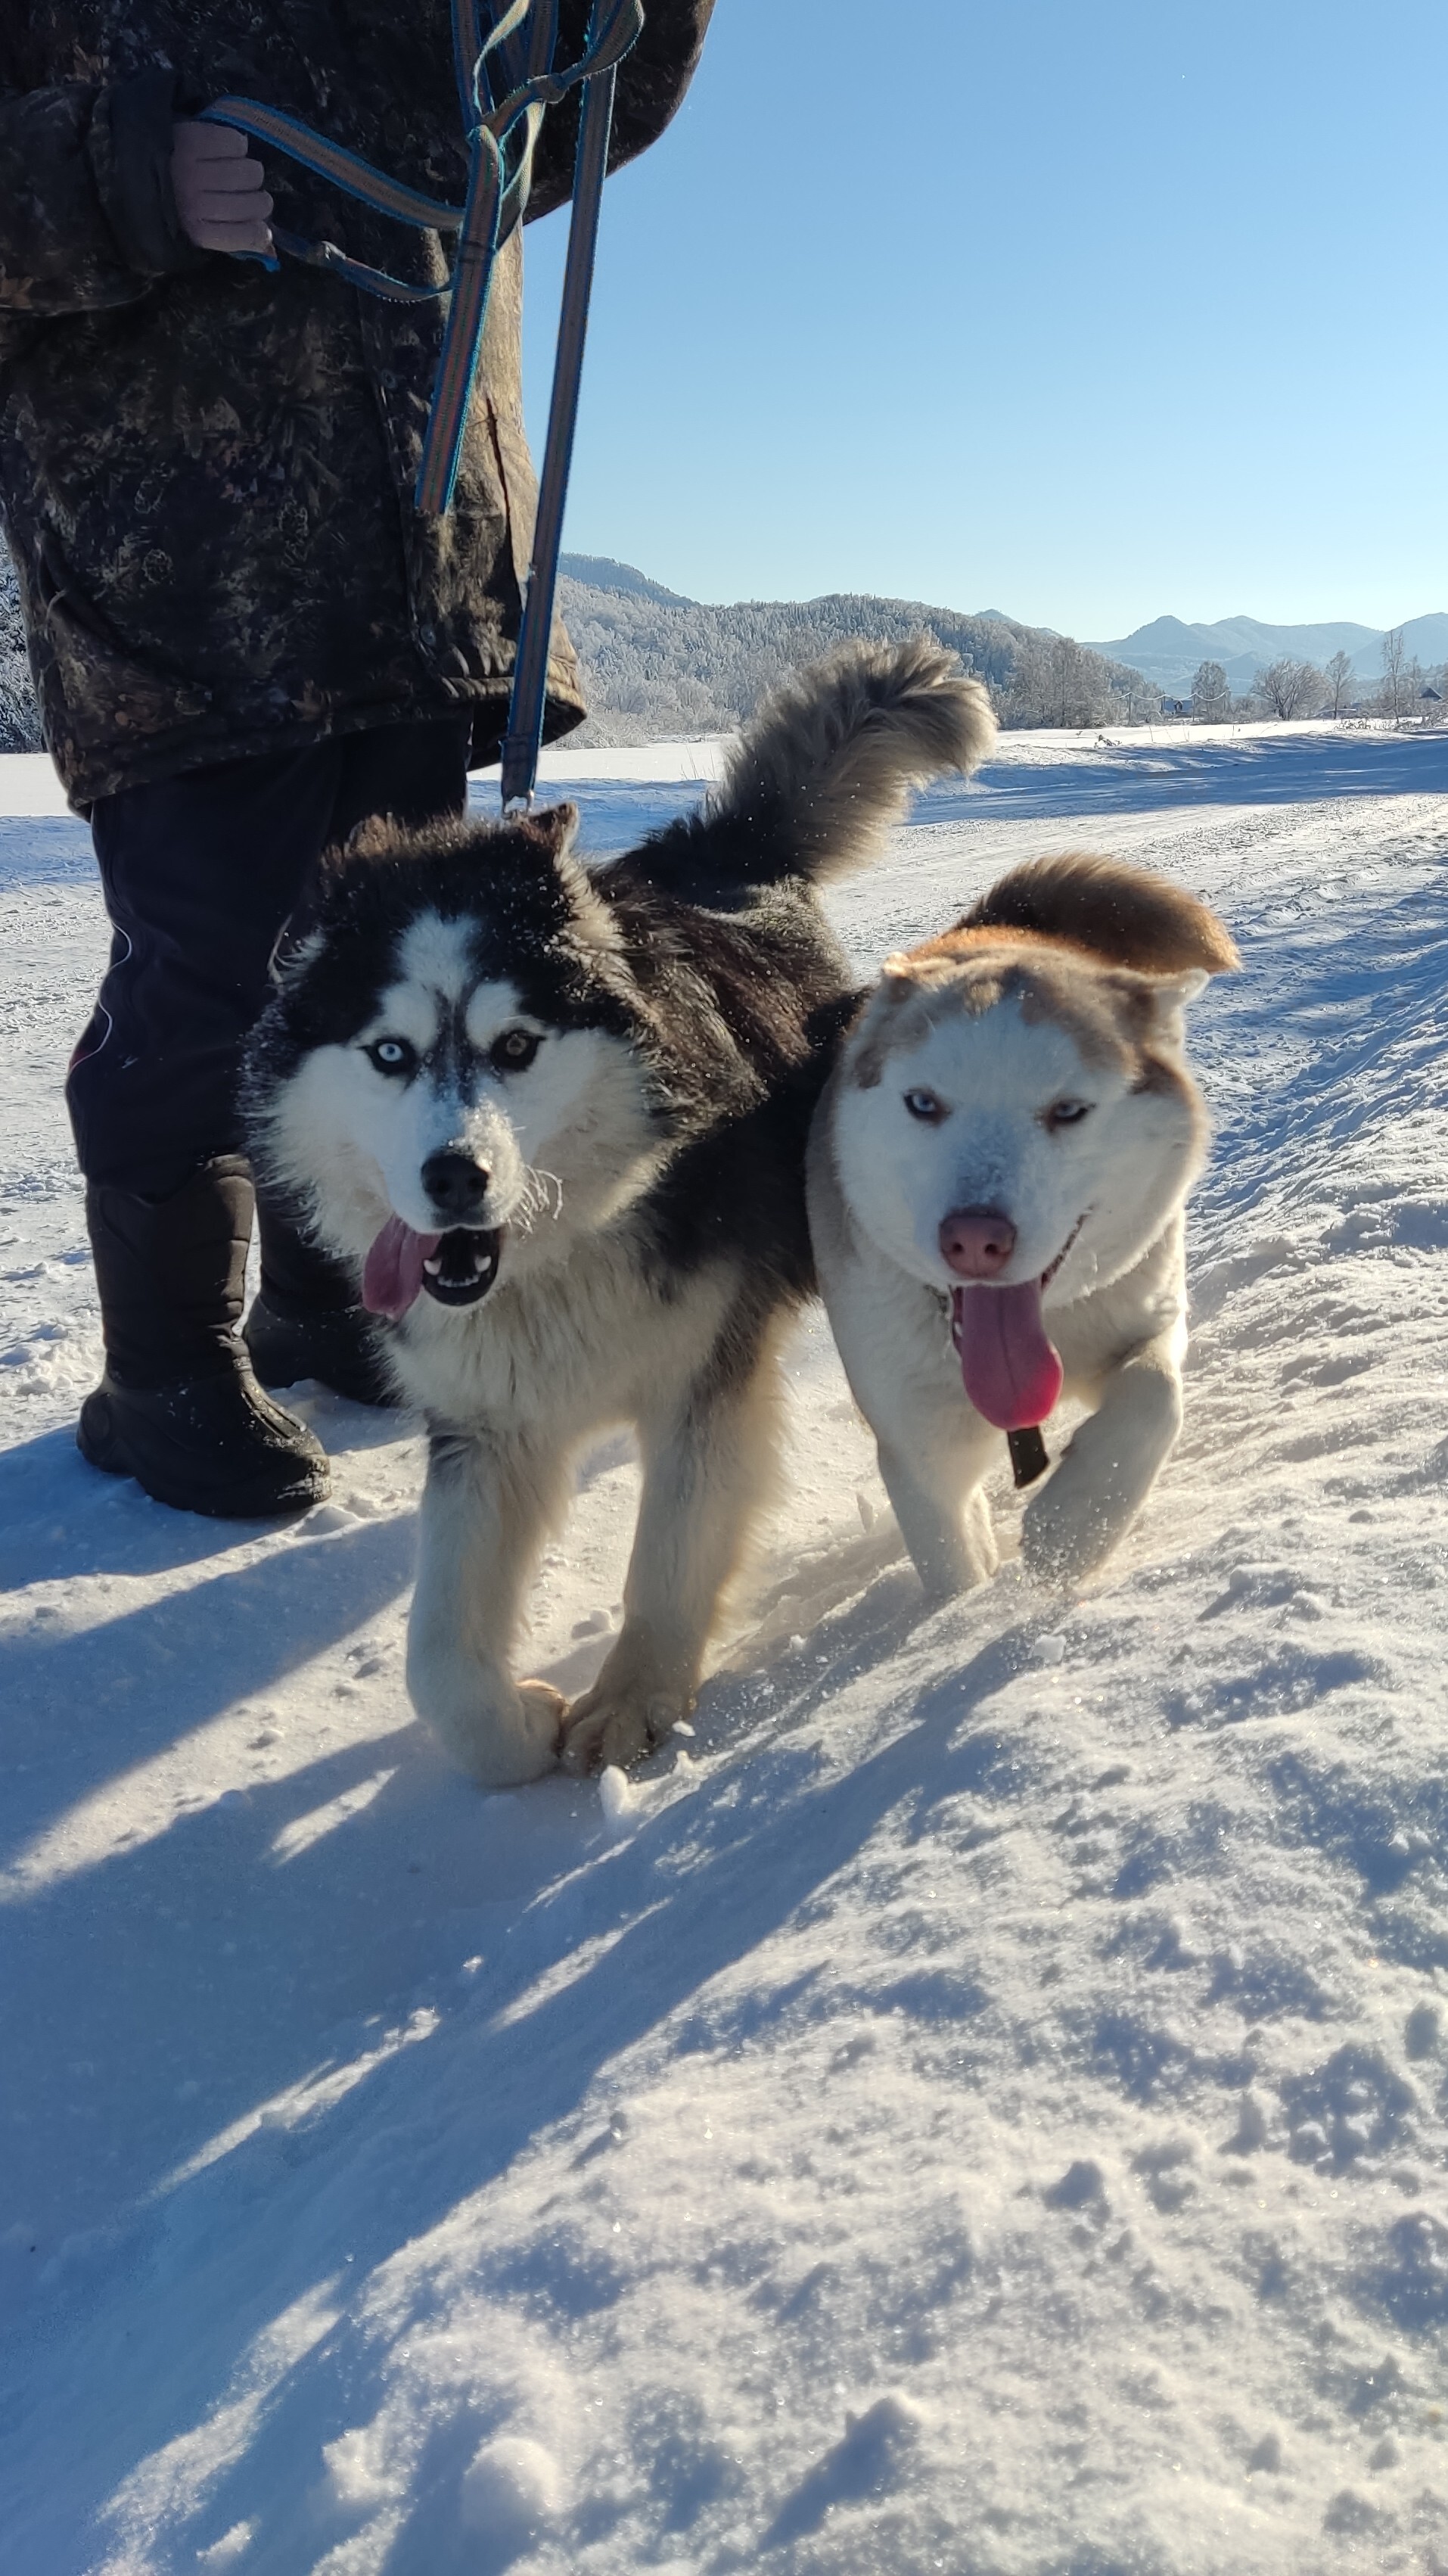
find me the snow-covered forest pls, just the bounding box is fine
[555,572,1160,741]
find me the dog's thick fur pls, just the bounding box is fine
[244,641,996,1783]
[806,856,1238,1595]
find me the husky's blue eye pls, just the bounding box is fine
[490,1028,540,1073]
[1045,1098,1090,1130]
[366,1038,415,1075]
[904,1087,946,1122]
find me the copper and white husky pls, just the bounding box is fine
[807,858,1238,1594]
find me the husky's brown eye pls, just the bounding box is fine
[1044,1098,1091,1131]
[491,1028,540,1073]
[903,1087,946,1122]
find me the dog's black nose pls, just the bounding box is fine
[421,1150,490,1221]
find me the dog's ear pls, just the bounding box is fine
[847,957,943,1088]
[1158,966,1210,1004]
[512,801,580,863]
[1137,963,1212,1053]
[315,813,394,891]
[879,947,965,989]
[505,801,632,956]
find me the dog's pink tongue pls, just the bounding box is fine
[362,1215,441,1320]
[951,1281,1063,1430]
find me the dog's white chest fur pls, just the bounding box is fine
[390,1230,737,1442]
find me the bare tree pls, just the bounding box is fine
[1379,627,1409,722]
[1324,649,1356,718]
[1256,656,1325,720]
[1191,660,1232,723]
[1120,667,1161,723]
[1001,634,1123,730]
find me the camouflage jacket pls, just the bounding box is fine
[0,2,711,806]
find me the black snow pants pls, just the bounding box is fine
[67,717,474,1198]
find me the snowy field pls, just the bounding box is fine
[5,723,1448,2574]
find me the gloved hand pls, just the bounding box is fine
[171,120,274,256]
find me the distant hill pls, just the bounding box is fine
[556,577,1154,743]
[1090,610,1448,695]
[558,554,694,607]
[1396,614,1448,670]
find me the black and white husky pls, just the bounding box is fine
[245,642,995,1785]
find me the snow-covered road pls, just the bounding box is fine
[5,726,1448,2574]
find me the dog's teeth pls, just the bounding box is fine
[423,1255,442,1274]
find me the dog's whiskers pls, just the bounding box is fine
[511,1165,564,1233]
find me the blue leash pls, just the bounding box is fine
[198,0,642,804]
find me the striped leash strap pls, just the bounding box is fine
[197,0,642,515]
[499,29,619,807]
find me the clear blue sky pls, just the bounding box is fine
[520,0,1448,638]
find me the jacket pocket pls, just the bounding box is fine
[35,538,212,754]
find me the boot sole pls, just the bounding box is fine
[76,1396,330,1521]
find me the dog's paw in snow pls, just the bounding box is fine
[1020,1479,1108,1588]
[406,1649,569,1789]
[517,1678,572,1747]
[561,1684,685,1775]
[1021,1370,1185,1588]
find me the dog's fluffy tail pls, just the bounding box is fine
[959,854,1240,978]
[691,638,996,888]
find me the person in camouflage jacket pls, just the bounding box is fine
[0,0,712,1517]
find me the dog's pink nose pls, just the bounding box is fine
[939,1208,1017,1278]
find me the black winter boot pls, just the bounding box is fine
[244,1183,397,1408]
[78,1158,331,1519]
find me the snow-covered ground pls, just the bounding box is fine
[5,725,1448,2574]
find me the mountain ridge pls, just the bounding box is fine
[559,562,1448,705]
[1088,609,1448,695]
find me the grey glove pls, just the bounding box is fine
[170,120,272,256]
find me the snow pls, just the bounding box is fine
[5,726,1448,2571]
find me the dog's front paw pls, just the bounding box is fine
[517,1678,571,1750]
[407,1647,568,1788]
[561,1685,684,1776]
[1021,1477,1115,1588]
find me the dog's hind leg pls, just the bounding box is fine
[561,1346,783,1775]
[406,1430,571,1788]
